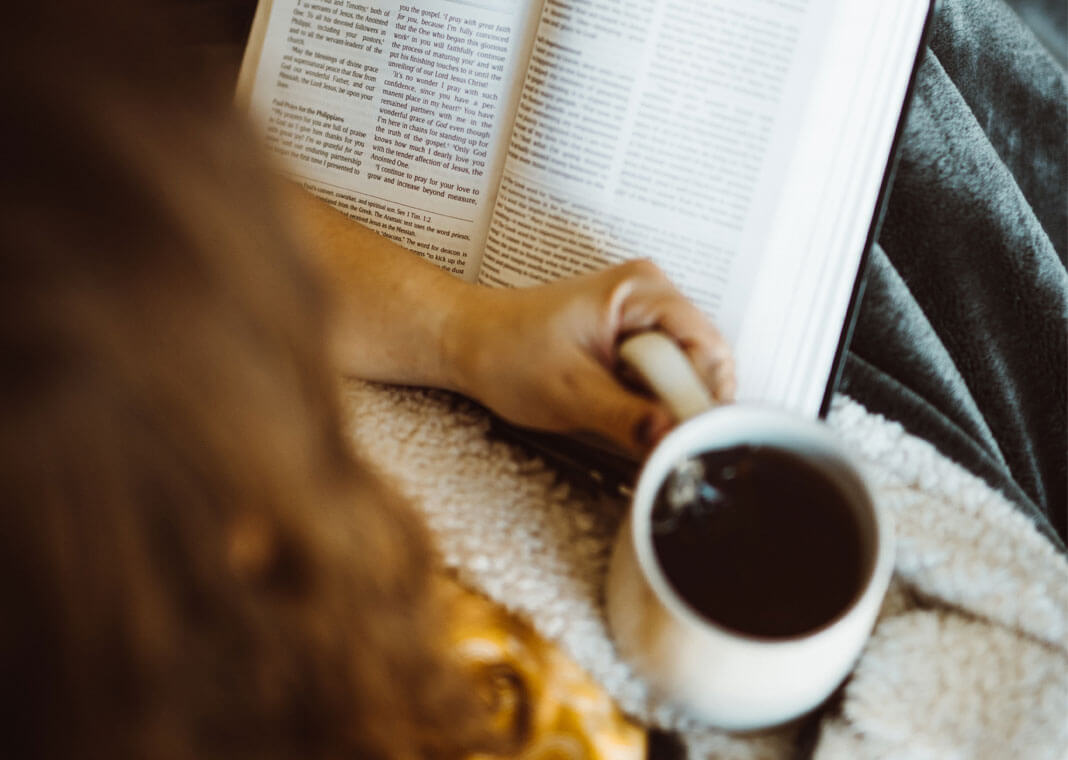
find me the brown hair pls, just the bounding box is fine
[0,4,490,758]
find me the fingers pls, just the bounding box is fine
[555,351,675,455]
[468,260,735,454]
[657,301,736,403]
[605,260,736,403]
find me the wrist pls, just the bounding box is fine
[438,282,494,399]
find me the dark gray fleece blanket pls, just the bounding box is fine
[841,0,1067,549]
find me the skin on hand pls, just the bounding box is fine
[442,260,735,456]
[284,188,734,457]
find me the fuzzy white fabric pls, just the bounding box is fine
[342,381,1068,759]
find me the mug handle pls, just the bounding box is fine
[618,332,717,422]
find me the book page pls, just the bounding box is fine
[244,0,541,280]
[479,0,929,416]
[741,0,932,413]
[478,0,829,330]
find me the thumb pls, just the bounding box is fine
[559,354,675,455]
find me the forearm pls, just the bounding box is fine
[280,184,734,454]
[282,185,475,391]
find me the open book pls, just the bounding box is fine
[239,0,934,418]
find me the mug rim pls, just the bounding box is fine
[630,403,890,645]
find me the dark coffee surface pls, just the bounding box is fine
[651,445,866,638]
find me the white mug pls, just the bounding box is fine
[606,333,894,732]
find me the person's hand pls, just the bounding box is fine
[285,193,733,454]
[442,260,735,456]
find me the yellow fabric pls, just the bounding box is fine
[438,575,646,760]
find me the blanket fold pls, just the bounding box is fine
[842,0,1067,547]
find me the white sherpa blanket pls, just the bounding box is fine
[342,381,1068,760]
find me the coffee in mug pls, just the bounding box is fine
[651,444,870,638]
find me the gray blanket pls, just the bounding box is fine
[842,0,1067,550]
